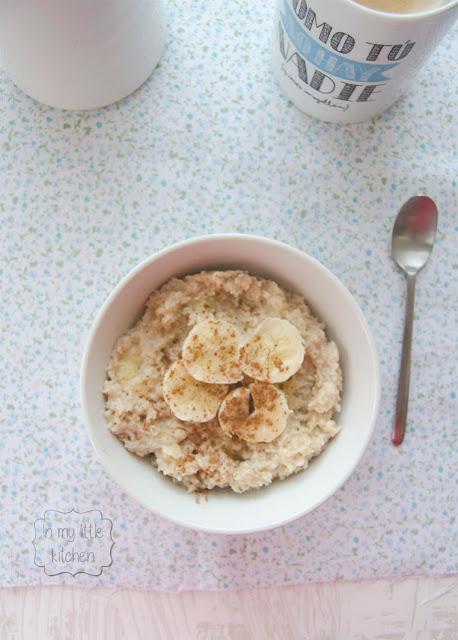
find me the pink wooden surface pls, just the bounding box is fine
[1,576,457,639]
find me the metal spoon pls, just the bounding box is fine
[391,196,438,446]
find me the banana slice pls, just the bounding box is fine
[239,318,305,383]
[163,360,228,423]
[218,382,290,443]
[182,319,243,384]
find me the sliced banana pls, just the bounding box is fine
[182,319,243,384]
[163,360,228,423]
[217,387,251,438]
[218,382,290,443]
[114,345,142,384]
[239,318,305,383]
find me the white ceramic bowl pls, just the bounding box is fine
[81,235,380,534]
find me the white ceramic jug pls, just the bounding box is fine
[0,0,165,110]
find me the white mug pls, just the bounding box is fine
[272,0,458,123]
[0,0,165,110]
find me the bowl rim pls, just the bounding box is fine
[81,233,381,534]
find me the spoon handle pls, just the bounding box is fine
[392,273,416,446]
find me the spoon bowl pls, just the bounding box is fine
[392,196,438,274]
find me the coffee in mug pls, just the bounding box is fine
[272,0,458,123]
[354,0,446,12]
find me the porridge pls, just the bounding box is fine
[103,271,342,493]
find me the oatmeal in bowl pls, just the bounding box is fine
[104,271,342,493]
[81,235,380,533]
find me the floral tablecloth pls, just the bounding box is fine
[1,0,457,590]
